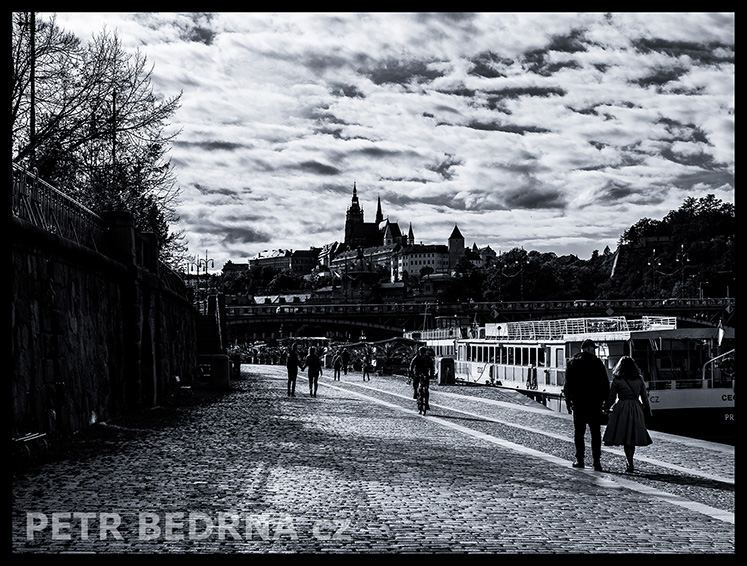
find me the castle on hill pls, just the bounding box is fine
[243,183,497,300]
[327,183,495,283]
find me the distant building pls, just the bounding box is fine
[221,260,248,273]
[395,243,450,281]
[289,248,320,274]
[468,243,497,268]
[317,242,342,269]
[248,248,320,274]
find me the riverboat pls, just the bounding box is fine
[406,315,735,444]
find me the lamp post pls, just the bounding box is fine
[186,250,214,301]
[676,244,690,298]
[197,249,215,275]
[647,249,662,296]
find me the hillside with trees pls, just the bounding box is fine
[443,194,735,302]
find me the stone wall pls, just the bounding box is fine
[11,213,198,437]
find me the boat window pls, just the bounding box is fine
[530,348,537,366]
[507,347,514,365]
[556,349,565,369]
[597,343,609,358]
[522,347,529,366]
[538,348,546,366]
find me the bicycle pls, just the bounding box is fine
[415,373,430,415]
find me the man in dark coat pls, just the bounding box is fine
[341,348,351,375]
[304,347,323,397]
[285,344,304,396]
[564,339,610,471]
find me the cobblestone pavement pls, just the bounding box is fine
[11,365,735,554]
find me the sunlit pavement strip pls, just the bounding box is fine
[323,380,735,525]
[339,380,734,485]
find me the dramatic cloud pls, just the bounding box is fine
[46,12,734,270]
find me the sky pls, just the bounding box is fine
[44,12,734,273]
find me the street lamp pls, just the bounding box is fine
[676,244,690,297]
[647,249,662,295]
[699,280,709,300]
[197,249,215,275]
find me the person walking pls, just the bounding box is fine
[285,344,304,396]
[603,356,653,473]
[332,350,343,380]
[304,346,323,397]
[341,348,351,376]
[362,350,372,381]
[564,339,610,472]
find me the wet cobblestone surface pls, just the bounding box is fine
[11,366,735,554]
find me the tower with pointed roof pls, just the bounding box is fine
[375,196,384,225]
[448,224,465,270]
[345,182,364,246]
[344,183,385,249]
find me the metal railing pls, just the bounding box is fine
[12,163,106,252]
[702,349,735,388]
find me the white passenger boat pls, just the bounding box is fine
[406,315,735,444]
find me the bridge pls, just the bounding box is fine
[223,297,735,342]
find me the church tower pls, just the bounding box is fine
[375,196,384,225]
[345,182,364,246]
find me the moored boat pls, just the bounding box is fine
[406,315,734,444]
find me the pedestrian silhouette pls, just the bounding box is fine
[603,356,653,473]
[332,350,343,380]
[341,348,350,375]
[285,344,304,396]
[362,350,372,381]
[564,339,610,471]
[304,347,323,397]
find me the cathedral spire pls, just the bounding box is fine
[345,181,364,247]
[349,182,361,211]
[375,196,383,225]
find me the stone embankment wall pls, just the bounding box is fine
[11,212,198,437]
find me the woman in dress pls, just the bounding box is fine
[603,356,653,473]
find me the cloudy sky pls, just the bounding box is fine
[45,12,734,272]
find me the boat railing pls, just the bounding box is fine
[648,349,735,391]
[648,379,703,391]
[701,349,735,389]
[404,328,462,340]
[490,316,677,341]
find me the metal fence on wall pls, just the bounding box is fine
[12,163,107,252]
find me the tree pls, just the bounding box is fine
[12,13,185,267]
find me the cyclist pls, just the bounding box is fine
[409,347,435,411]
